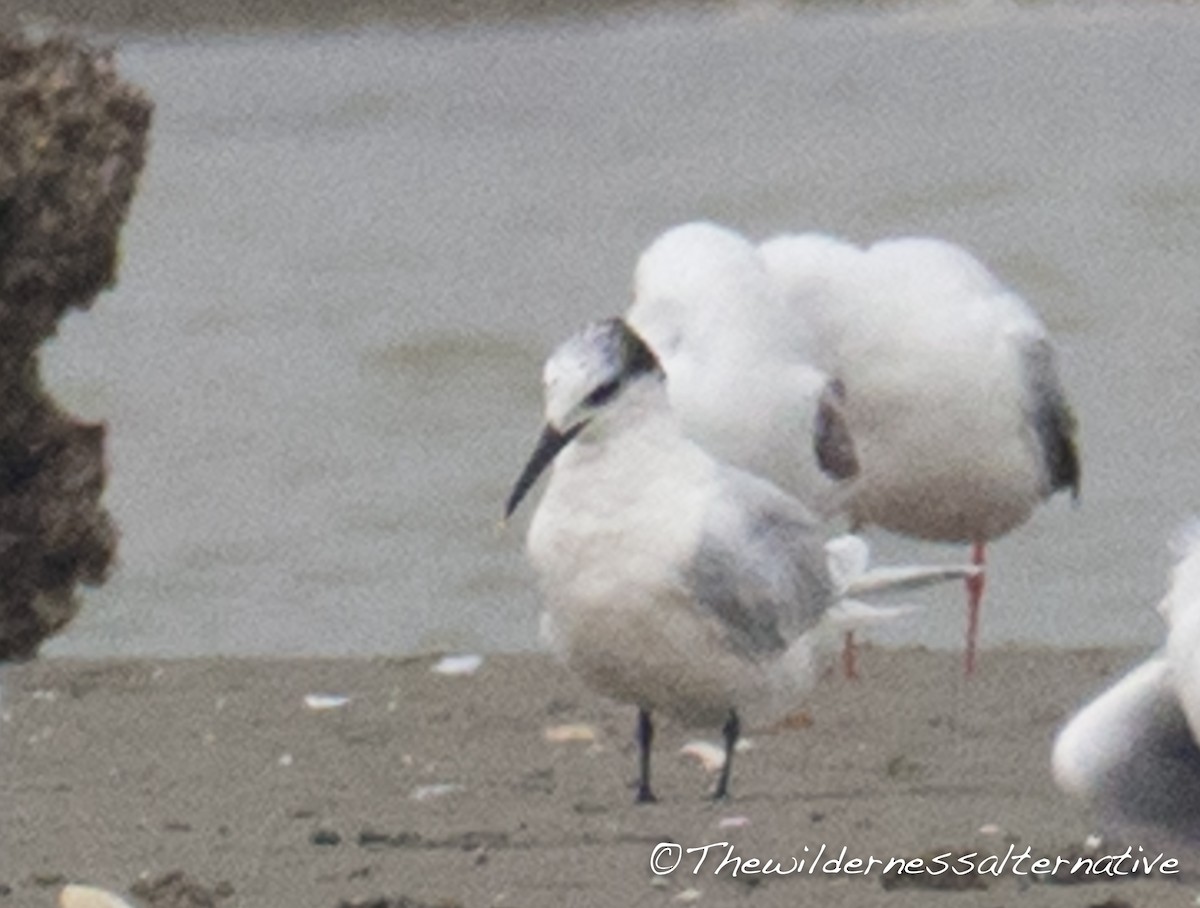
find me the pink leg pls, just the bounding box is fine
[842,630,859,680]
[964,540,986,677]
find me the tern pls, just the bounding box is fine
[506,318,976,801]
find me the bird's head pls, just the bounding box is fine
[628,220,772,362]
[505,318,663,519]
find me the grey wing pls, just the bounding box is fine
[684,468,835,659]
[1020,336,1080,500]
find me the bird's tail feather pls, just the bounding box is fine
[824,598,920,631]
[825,533,979,598]
[845,564,979,597]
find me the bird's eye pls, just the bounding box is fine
[585,379,621,408]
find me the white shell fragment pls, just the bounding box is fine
[304,693,350,710]
[718,816,751,829]
[60,884,137,908]
[431,654,484,676]
[543,723,598,743]
[410,783,464,801]
[680,738,753,773]
[680,741,725,773]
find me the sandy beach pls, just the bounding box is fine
[3,3,1200,905]
[1,646,1194,907]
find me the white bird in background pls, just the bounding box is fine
[625,221,1077,676]
[627,221,859,520]
[505,318,976,802]
[1053,527,1200,843]
[758,232,1080,676]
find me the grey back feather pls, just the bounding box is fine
[684,468,834,659]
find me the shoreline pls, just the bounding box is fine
[2,645,1193,907]
[0,0,705,40]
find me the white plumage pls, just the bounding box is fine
[627,222,858,521]
[760,232,1080,675]
[624,221,1077,675]
[759,233,1078,543]
[506,318,972,801]
[1052,527,1200,843]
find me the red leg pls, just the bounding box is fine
[842,629,859,680]
[964,540,986,677]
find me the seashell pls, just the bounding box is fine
[60,884,136,908]
[410,783,464,801]
[680,741,725,773]
[543,723,597,743]
[303,693,350,710]
[718,815,751,829]
[431,654,484,676]
[680,738,753,773]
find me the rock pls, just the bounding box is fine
[0,32,151,659]
[311,828,343,846]
[128,870,232,908]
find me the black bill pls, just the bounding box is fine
[504,422,585,519]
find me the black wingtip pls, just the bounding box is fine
[814,378,859,481]
[1049,410,1081,503]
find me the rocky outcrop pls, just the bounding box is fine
[0,32,151,659]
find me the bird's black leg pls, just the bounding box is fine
[712,709,740,801]
[635,707,657,804]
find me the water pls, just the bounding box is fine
[38,2,1200,657]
